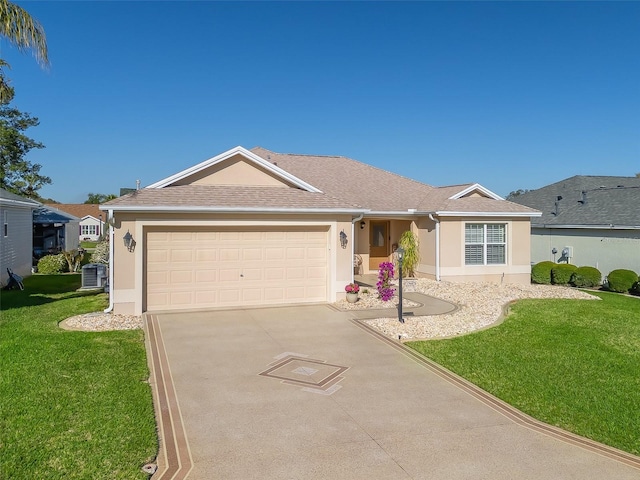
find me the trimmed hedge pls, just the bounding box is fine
[531,261,556,284]
[570,266,602,288]
[605,269,638,293]
[37,254,68,274]
[551,264,578,285]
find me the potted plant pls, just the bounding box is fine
[345,282,360,303]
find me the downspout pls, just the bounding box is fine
[428,214,440,281]
[103,209,115,313]
[351,213,364,281]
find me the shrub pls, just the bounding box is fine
[37,254,68,274]
[397,230,419,278]
[90,240,109,264]
[605,269,638,293]
[531,261,556,284]
[551,264,578,285]
[570,266,602,288]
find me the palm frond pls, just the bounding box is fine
[0,0,49,66]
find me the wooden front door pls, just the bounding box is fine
[369,220,390,270]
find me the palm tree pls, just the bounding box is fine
[0,0,49,103]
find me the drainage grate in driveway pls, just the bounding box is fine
[259,353,349,395]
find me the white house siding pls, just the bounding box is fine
[531,228,640,277]
[0,203,34,282]
[65,223,80,251]
[79,217,103,241]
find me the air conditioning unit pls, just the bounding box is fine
[81,263,108,289]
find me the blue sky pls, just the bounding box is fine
[5,1,640,203]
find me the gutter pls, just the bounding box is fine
[103,209,115,313]
[429,214,441,281]
[537,224,640,230]
[351,213,365,282]
[100,206,368,215]
[435,211,541,218]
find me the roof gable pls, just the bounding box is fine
[147,146,322,193]
[448,183,503,200]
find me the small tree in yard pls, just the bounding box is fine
[61,249,84,272]
[90,240,109,264]
[397,230,419,278]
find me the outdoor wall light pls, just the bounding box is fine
[339,230,348,249]
[360,220,366,230]
[123,230,135,252]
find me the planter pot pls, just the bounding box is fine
[346,292,359,303]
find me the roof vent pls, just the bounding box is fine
[580,191,587,204]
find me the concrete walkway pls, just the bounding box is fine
[145,305,640,480]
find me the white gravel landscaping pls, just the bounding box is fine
[357,278,598,341]
[60,278,597,337]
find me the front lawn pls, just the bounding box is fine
[408,291,640,456]
[0,275,157,479]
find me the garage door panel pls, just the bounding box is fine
[195,290,217,304]
[264,288,285,301]
[220,249,240,261]
[286,248,305,260]
[307,247,327,260]
[264,231,286,241]
[147,271,169,284]
[196,231,218,241]
[265,248,285,260]
[195,269,218,282]
[170,270,193,284]
[242,248,263,261]
[242,268,263,281]
[196,249,218,261]
[171,249,193,262]
[265,267,285,280]
[219,232,241,241]
[219,289,241,303]
[170,291,193,305]
[219,268,241,282]
[147,250,168,262]
[306,266,326,279]
[145,227,329,311]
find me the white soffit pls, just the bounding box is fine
[146,146,322,193]
[448,183,504,200]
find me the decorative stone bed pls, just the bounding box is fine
[60,278,597,340]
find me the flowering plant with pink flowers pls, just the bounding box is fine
[377,262,395,301]
[345,283,360,293]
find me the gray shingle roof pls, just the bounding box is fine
[510,175,640,227]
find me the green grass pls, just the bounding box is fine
[0,275,157,479]
[80,241,98,249]
[408,291,640,456]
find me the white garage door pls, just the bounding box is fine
[145,226,329,311]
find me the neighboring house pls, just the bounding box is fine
[509,175,640,275]
[33,206,80,259]
[0,188,40,282]
[102,146,540,315]
[46,204,106,242]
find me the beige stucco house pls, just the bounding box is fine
[101,146,540,315]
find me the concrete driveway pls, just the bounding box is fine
[145,305,640,480]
